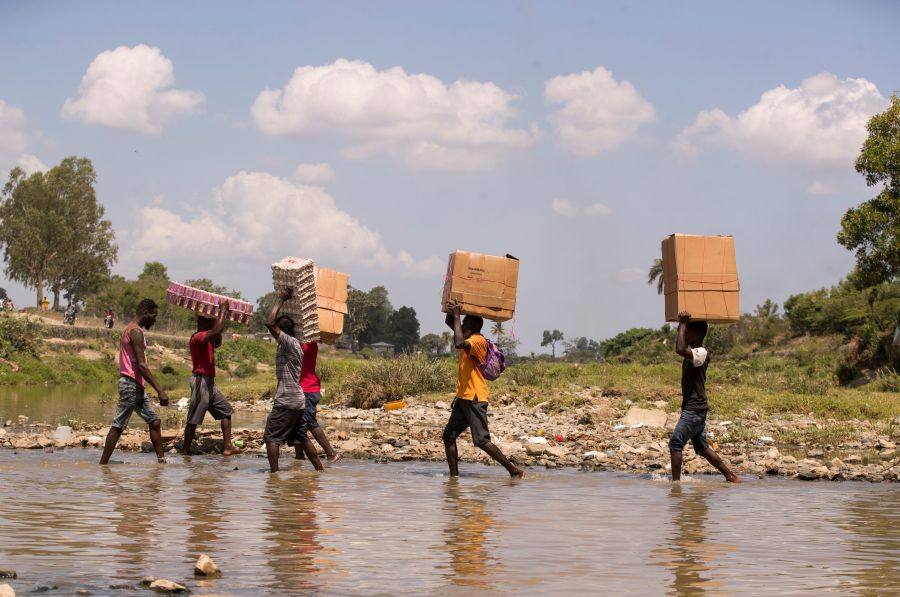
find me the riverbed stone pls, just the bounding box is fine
[621,407,667,429]
[149,579,186,593]
[0,571,14,579]
[0,583,14,597]
[194,554,221,577]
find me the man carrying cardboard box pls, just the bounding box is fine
[669,311,740,483]
[442,300,525,479]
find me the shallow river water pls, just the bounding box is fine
[0,449,897,595]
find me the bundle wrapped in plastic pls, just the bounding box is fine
[165,282,254,324]
[271,257,320,342]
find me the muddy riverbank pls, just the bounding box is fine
[2,394,897,482]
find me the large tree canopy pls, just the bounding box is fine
[0,157,116,307]
[838,95,900,287]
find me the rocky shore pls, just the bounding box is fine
[2,394,897,482]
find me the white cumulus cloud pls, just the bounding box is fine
[124,171,440,279]
[552,198,612,218]
[544,66,656,155]
[0,99,46,175]
[251,59,536,171]
[674,72,887,169]
[61,44,205,135]
[292,162,336,184]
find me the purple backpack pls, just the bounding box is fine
[476,336,506,381]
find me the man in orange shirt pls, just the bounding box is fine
[442,301,524,478]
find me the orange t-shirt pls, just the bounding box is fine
[456,334,489,401]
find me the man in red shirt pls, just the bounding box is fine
[182,302,236,456]
[293,341,342,464]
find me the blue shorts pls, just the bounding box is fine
[669,410,709,453]
[111,376,159,430]
[302,391,321,430]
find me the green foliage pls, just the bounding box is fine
[601,326,675,363]
[838,95,900,286]
[344,354,454,408]
[648,258,664,294]
[386,305,420,353]
[419,332,448,356]
[0,314,40,357]
[784,281,899,339]
[216,336,276,364]
[233,361,257,378]
[0,158,117,307]
[563,336,603,362]
[541,329,565,357]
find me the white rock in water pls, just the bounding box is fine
[52,425,74,445]
[0,583,14,597]
[527,436,548,445]
[149,579,186,593]
[194,554,221,576]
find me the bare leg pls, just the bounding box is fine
[221,417,235,455]
[302,439,325,471]
[480,441,524,478]
[444,440,460,477]
[294,444,306,460]
[149,420,166,463]
[311,427,340,462]
[266,441,281,472]
[182,424,197,456]
[698,447,741,483]
[670,450,683,481]
[99,426,123,464]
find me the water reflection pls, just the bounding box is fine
[653,484,731,595]
[103,465,163,577]
[840,489,900,592]
[184,463,227,556]
[263,472,322,593]
[441,478,499,590]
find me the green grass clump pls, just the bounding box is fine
[344,355,454,409]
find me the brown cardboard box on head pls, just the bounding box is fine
[662,234,740,323]
[441,251,519,322]
[315,267,349,344]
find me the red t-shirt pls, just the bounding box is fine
[189,331,216,377]
[299,342,320,393]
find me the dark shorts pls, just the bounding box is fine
[187,374,234,426]
[111,376,159,430]
[264,405,307,446]
[669,410,710,453]
[442,398,491,448]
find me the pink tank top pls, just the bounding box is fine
[119,323,145,387]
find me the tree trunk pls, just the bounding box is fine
[36,287,43,308]
[52,286,61,311]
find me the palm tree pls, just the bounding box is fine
[491,321,504,341]
[648,258,664,295]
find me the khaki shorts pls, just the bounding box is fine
[187,374,234,426]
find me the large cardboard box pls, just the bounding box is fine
[662,234,740,323]
[441,251,519,322]
[316,267,349,344]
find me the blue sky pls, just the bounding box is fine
[0,1,897,351]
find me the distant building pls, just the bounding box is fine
[369,341,394,355]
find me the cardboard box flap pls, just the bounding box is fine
[446,290,517,311]
[318,296,349,314]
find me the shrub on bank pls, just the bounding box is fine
[0,314,39,358]
[344,355,454,409]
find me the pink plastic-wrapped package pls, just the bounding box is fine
[165,282,254,325]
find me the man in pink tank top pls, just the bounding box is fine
[100,299,170,464]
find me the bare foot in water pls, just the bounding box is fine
[328,453,343,464]
[157,457,167,464]
[222,446,239,456]
[725,474,742,483]
[511,469,526,479]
